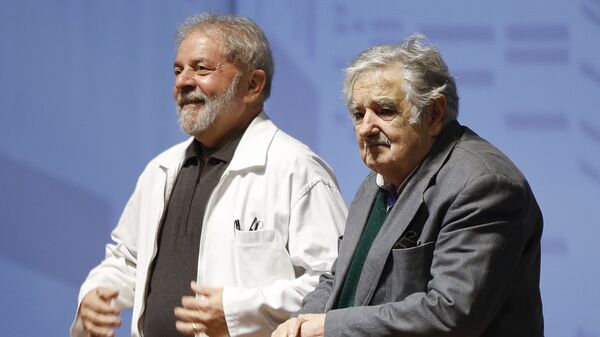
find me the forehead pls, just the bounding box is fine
[351,68,405,105]
[176,30,226,63]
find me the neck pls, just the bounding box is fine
[195,106,261,149]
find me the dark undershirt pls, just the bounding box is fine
[142,132,243,337]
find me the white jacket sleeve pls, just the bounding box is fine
[70,178,142,337]
[222,179,347,337]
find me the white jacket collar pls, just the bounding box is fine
[156,111,276,172]
[227,111,276,172]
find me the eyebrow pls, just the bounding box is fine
[173,57,208,69]
[372,97,397,109]
[348,102,360,113]
[348,96,398,113]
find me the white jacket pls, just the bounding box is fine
[71,112,347,337]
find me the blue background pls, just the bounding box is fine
[1,0,599,336]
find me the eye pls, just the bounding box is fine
[379,107,397,120]
[352,111,364,123]
[174,68,182,76]
[195,64,213,74]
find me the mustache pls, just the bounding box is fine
[363,133,391,147]
[177,90,207,107]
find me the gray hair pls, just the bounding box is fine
[344,34,459,124]
[176,13,274,100]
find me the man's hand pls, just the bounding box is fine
[272,314,325,337]
[297,314,325,337]
[175,282,228,337]
[272,317,303,337]
[78,287,122,337]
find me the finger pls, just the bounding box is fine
[175,307,217,328]
[297,314,310,324]
[270,324,282,337]
[286,318,301,337]
[174,307,201,322]
[80,307,122,328]
[81,289,119,315]
[82,318,116,337]
[175,320,207,336]
[84,295,120,316]
[181,295,203,309]
[271,321,291,337]
[96,287,119,301]
[82,289,120,315]
[190,282,215,296]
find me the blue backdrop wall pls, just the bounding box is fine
[1,1,599,336]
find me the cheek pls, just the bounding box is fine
[355,133,367,155]
[197,77,221,96]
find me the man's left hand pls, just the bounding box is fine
[175,282,228,337]
[297,314,325,337]
[272,314,325,337]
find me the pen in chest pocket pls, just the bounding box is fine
[249,217,259,231]
[233,217,262,231]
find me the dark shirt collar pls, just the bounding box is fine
[184,128,245,165]
[376,164,421,211]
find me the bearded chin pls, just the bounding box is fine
[177,105,219,136]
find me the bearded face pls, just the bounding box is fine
[176,75,240,136]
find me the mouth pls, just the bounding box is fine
[178,90,208,110]
[179,98,206,110]
[363,143,390,152]
[363,138,391,148]
[363,130,391,148]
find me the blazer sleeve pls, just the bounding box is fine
[294,260,337,316]
[324,174,536,337]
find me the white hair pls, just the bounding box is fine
[344,34,459,124]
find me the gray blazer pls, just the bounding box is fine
[297,121,544,336]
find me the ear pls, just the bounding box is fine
[427,94,446,137]
[242,69,267,104]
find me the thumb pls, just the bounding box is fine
[97,287,119,301]
[190,282,215,296]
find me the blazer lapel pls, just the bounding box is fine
[326,173,378,310]
[353,121,465,306]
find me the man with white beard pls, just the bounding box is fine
[71,13,347,337]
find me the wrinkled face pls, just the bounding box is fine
[173,31,242,137]
[350,69,437,187]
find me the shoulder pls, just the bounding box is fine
[430,126,541,227]
[267,127,338,182]
[440,127,529,189]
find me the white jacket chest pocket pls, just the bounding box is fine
[233,228,275,245]
[232,228,294,287]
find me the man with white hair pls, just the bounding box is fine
[71,13,347,337]
[273,34,544,337]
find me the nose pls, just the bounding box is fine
[174,68,195,93]
[357,109,381,139]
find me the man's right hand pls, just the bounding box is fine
[272,317,305,337]
[78,287,122,337]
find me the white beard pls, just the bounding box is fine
[176,76,240,136]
